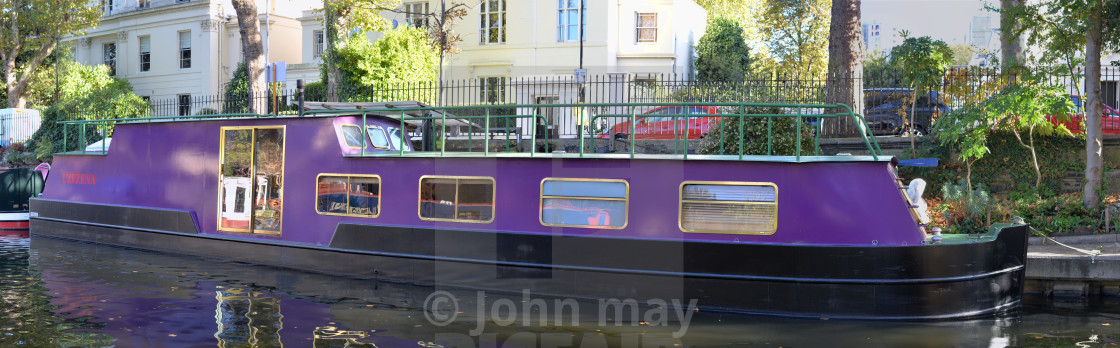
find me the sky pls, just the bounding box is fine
[862,0,994,51]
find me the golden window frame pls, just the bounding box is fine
[678,181,778,235]
[314,173,382,218]
[539,177,629,229]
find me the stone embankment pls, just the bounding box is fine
[1027,234,1120,298]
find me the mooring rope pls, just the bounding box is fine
[1030,226,1102,263]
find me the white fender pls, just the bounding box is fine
[907,178,930,225]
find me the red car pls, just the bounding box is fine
[1047,95,1120,135]
[597,106,722,140]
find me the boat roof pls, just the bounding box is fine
[302,101,477,128]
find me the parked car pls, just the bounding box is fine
[862,89,951,136]
[1046,95,1120,135]
[597,106,722,140]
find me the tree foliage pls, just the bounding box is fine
[29,61,147,159]
[695,17,751,81]
[948,44,975,66]
[757,0,830,77]
[890,35,953,140]
[321,0,400,100]
[693,0,767,59]
[932,104,991,196]
[333,27,438,103]
[0,0,100,108]
[698,107,816,156]
[981,84,1075,189]
[223,62,250,113]
[336,28,438,87]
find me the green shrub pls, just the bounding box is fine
[698,106,816,156]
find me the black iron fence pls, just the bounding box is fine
[115,67,1120,138]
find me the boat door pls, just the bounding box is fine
[218,127,285,235]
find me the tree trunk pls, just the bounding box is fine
[999,0,1025,71]
[4,41,54,109]
[1084,0,1104,209]
[824,0,863,137]
[232,0,266,114]
[324,8,348,102]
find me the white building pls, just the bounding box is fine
[65,0,317,113]
[66,0,707,121]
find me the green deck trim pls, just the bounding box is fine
[55,102,884,162]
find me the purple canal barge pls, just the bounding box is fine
[29,101,1029,320]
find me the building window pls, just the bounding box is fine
[103,43,116,76]
[557,0,585,42]
[479,0,506,45]
[679,181,778,235]
[405,2,429,28]
[178,94,191,116]
[479,76,506,103]
[419,176,495,223]
[138,36,151,72]
[541,178,627,229]
[313,30,325,60]
[102,0,114,15]
[316,174,381,217]
[137,0,149,8]
[179,31,191,69]
[636,13,657,43]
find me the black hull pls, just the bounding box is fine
[29,199,1029,320]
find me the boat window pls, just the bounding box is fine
[316,174,381,218]
[540,178,628,229]
[367,126,390,149]
[340,124,364,149]
[679,181,777,235]
[419,176,495,223]
[387,127,410,151]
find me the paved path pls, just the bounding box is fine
[1027,234,1120,281]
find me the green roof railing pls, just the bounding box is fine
[54,102,884,161]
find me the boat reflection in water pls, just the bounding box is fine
[14,234,1120,347]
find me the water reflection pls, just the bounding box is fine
[3,235,1120,347]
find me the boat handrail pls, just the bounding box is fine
[53,102,883,161]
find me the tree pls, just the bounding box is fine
[1000,0,1026,70]
[949,44,975,66]
[321,0,399,101]
[824,0,863,137]
[693,0,767,61]
[982,84,1075,189]
[388,0,467,106]
[1000,0,1118,208]
[933,104,992,199]
[757,0,830,77]
[30,61,147,157]
[695,17,751,82]
[334,27,438,102]
[889,35,953,150]
[1085,0,1104,209]
[230,0,265,113]
[222,63,250,113]
[0,0,99,108]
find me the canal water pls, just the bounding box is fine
[2,235,1118,348]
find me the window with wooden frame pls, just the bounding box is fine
[679,181,777,234]
[540,178,627,229]
[479,0,506,44]
[419,176,495,223]
[636,12,657,43]
[316,174,381,218]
